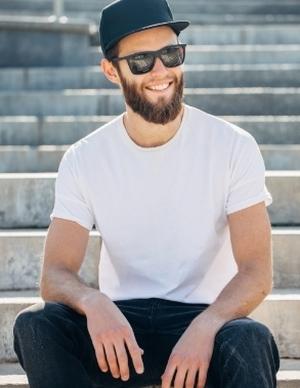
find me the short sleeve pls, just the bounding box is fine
[50,148,95,230]
[225,133,273,215]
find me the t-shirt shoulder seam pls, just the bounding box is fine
[69,114,123,151]
[187,105,251,139]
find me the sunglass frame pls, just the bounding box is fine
[110,43,187,74]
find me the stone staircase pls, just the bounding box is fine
[1,0,300,25]
[0,0,300,387]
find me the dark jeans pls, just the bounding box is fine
[13,297,280,388]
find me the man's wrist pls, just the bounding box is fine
[78,288,107,315]
[193,308,227,335]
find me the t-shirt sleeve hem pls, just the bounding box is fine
[50,213,93,231]
[226,192,273,215]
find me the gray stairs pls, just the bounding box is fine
[2,64,300,90]
[0,356,299,388]
[3,144,300,172]
[0,0,300,387]
[1,88,300,116]
[1,0,300,26]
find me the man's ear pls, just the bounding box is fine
[100,58,120,85]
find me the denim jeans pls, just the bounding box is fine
[13,297,280,388]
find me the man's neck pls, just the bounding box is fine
[122,105,185,148]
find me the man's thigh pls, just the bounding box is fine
[141,299,212,387]
[14,300,159,388]
[121,300,279,388]
[52,300,163,387]
[17,299,278,387]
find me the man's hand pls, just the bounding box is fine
[161,315,218,388]
[82,291,145,382]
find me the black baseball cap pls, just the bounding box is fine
[99,0,190,57]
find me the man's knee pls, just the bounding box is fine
[206,318,279,387]
[13,302,47,364]
[214,318,280,370]
[13,301,73,346]
[217,318,274,346]
[13,302,45,339]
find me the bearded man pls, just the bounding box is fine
[13,0,280,387]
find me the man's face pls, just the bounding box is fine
[112,26,184,125]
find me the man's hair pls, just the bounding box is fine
[105,42,119,61]
[105,42,121,72]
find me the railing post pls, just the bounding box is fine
[53,0,64,19]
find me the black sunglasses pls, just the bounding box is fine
[110,44,186,75]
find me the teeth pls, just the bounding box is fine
[148,83,169,91]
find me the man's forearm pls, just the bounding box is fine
[40,268,106,316]
[194,268,272,334]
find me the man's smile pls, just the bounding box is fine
[145,81,173,92]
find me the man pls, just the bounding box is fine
[13,0,280,387]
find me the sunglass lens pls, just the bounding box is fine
[161,46,185,67]
[128,54,154,74]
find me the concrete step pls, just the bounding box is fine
[0,145,65,173]
[170,14,300,26]
[1,360,299,388]
[0,289,299,362]
[0,229,100,291]
[89,44,300,65]
[0,171,299,228]
[0,116,111,146]
[0,227,298,291]
[73,3,300,15]
[261,145,300,170]
[1,88,300,116]
[2,64,300,90]
[0,16,93,68]
[249,289,300,359]
[0,0,297,6]
[225,116,300,145]
[2,10,300,25]
[65,13,300,26]
[91,25,300,46]
[0,360,299,388]
[177,24,300,45]
[1,115,299,146]
[1,0,300,14]
[1,144,300,172]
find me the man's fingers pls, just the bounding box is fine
[161,361,177,388]
[196,362,209,388]
[113,339,130,381]
[173,366,187,388]
[185,366,199,388]
[124,336,144,375]
[103,342,120,378]
[95,343,109,373]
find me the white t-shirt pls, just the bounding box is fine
[50,104,272,304]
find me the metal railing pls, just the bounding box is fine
[53,0,65,21]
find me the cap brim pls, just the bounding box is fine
[104,20,190,55]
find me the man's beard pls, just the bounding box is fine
[118,70,184,125]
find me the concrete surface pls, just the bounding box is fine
[2,144,300,172]
[1,88,300,116]
[0,227,299,291]
[1,172,300,227]
[2,64,300,90]
[0,17,91,67]
[0,115,299,146]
